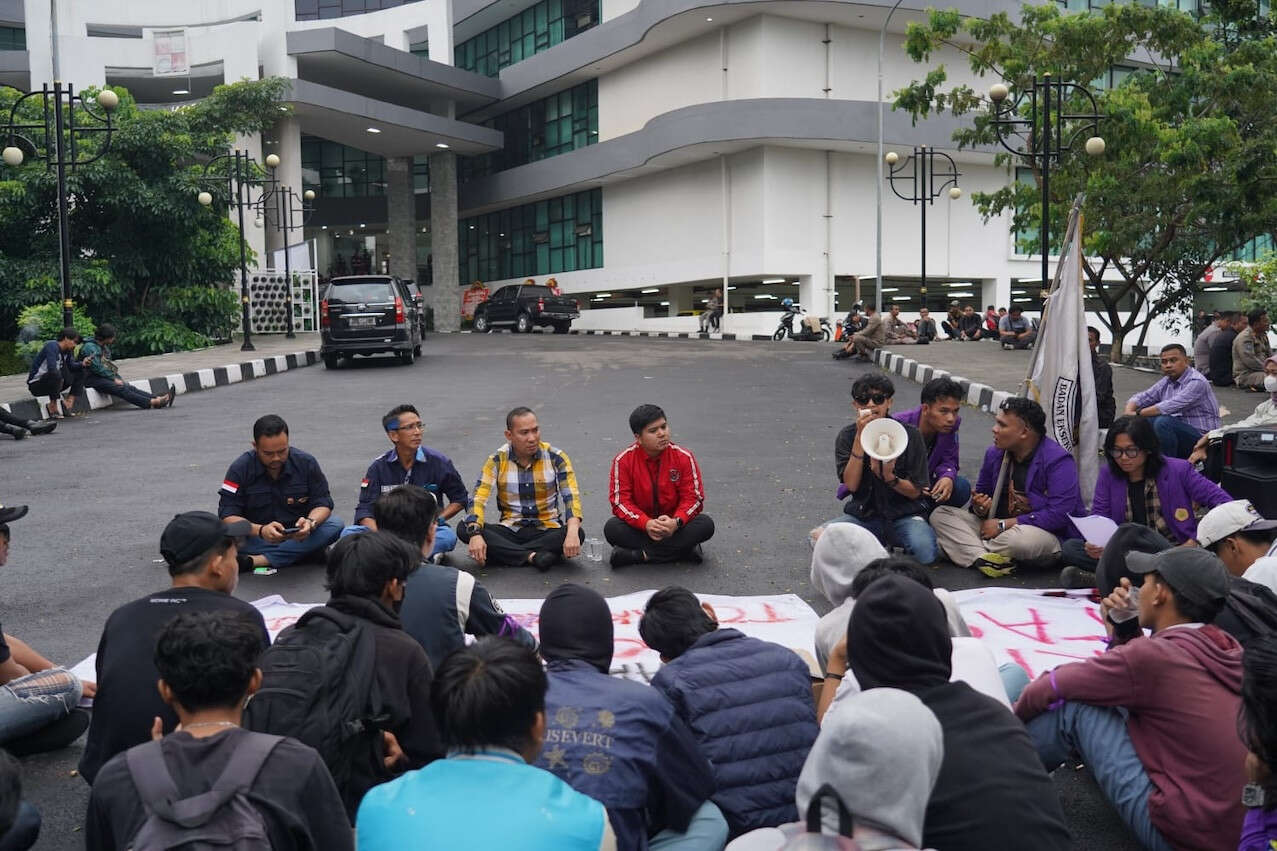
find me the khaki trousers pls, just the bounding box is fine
[929,505,1061,567]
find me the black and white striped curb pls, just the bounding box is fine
[1,349,320,422]
[464,328,777,340]
[872,347,1013,415]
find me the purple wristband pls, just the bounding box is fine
[1046,669,1065,711]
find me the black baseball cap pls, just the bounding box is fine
[160,511,251,566]
[1127,548,1230,606]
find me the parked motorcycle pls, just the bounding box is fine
[773,299,832,341]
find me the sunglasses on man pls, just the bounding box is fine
[854,393,891,406]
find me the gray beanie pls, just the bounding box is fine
[810,523,888,606]
[796,687,943,846]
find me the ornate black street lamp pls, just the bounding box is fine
[884,145,962,311]
[196,150,280,351]
[988,75,1105,291]
[2,83,119,327]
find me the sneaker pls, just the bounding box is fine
[1059,566,1097,589]
[27,419,57,436]
[685,544,704,565]
[531,551,558,572]
[236,554,255,574]
[610,547,641,569]
[974,552,1016,578]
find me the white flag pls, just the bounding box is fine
[1027,204,1100,506]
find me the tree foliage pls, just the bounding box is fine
[894,1,1277,359]
[0,77,289,354]
[1237,252,1277,318]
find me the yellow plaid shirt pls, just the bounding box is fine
[466,441,583,529]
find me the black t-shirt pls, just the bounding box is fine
[1128,479,1149,527]
[79,587,270,784]
[834,420,930,518]
[997,447,1037,519]
[85,728,353,851]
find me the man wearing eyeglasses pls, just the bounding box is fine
[351,404,468,563]
[831,374,938,564]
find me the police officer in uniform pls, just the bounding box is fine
[217,414,342,571]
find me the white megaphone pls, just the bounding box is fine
[859,417,908,462]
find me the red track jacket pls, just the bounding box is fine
[609,442,705,530]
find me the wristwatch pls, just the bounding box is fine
[675,517,684,530]
[1243,783,1267,808]
[997,519,1006,533]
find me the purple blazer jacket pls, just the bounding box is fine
[1088,457,1231,543]
[975,437,1084,539]
[894,406,961,484]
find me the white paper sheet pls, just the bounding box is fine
[1069,514,1119,546]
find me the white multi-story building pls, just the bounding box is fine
[2,0,1254,340]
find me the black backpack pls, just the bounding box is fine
[1220,577,1277,645]
[242,606,384,817]
[124,734,281,850]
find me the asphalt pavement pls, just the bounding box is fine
[1,333,1136,850]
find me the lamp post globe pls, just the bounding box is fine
[2,146,22,167]
[197,190,213,206]
[303,189,316,201]
[1085,136,1106,157]
[949,186,963,200]
[264,153,280,169]
[253,214,263,229]
[96,89,119,111]
[989,83,1009,103]
[885,151,899,165]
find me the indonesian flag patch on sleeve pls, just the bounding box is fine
[221,480,239,494]
[360,477,370,489]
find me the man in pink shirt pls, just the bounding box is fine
[1015,548,1246,851]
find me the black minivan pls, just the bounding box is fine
[320,275,423,368]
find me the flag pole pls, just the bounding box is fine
[987,195,1085,514]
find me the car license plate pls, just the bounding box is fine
[348,317,376,328]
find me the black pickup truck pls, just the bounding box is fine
[472,284,580,334]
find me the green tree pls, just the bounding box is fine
[0,77,289,355]
[1237,251,1277,317]
[894,1,1277,360]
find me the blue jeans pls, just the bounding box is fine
[1147,415,1202,460]
[649,801,729,851]
[239,516,343,568]
[999,663,1031,704]
[829,513,938,565]
[938,476,972,508]
[0,668,81,745]
[339,521,458,558]
[1026,702,1173,851]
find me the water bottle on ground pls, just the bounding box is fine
[584,537,604,562]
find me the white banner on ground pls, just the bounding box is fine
[952,587,1108,680]
[1027,203,1100,505]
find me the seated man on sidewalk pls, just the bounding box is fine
[893,376,971,509]
[356,638,616,851]
[1124,344,1220,459]
[884,305,916,344]
[26,327,84,419]
[931,397,1083,576]
[605,404,715,568]
[914,307,938,344]
[372,485,537,671]
[459,407,584,571]
[941,302,963,340]
[1189,355,1277,468]
[957,305,986,341]
[1235,308,1273,391]
[1210,312,1247,387]
[833,374,938,565]
[640,587,818,837]
[352,404,468,563]
[78,324,174,411]
[218,414,343,571]
[84,611,352,851]
[0,519,90,759]
[536,584,727,851]
[1014,548,1246,851]
[79,511,269,784]
[998,306,1036,349]
[845,305,885,361]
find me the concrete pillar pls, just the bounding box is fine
[429,150,460,331]
[386,156,416,281]
[667,286,692,316]
[798,275,820,314]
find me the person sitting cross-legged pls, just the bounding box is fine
[998,306,1036,349]
[372,485,537,672]
[217,414,343,571]
[350,404,468,563]
[830,374,938,565]
[914,307,938,344]
[1124,343,1221,459]
[893,376,972,510]
[535,584,728,851]
[1015,548,1247,851]
[84,612,352,851]
[956,305,985,341]
[930,397,1083,577]
[639,587,819,838]
[1059,415,1231,589]
[1235,309,1273,391]
[356,638,617,851]
[605,404,715,568]
[848,574,1071,851]
[459,407,584,571]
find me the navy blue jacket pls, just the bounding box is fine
[27,340,77,384]
[400,561,536,671]
[218,448,335,527]
[355,446,468,524]
[538,659,716,851]
[650,629,819,836]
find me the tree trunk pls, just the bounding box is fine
[1109,327,1126,364]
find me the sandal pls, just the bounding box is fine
[45,403,64,420]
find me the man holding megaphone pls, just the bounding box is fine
[831,375,938,564]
